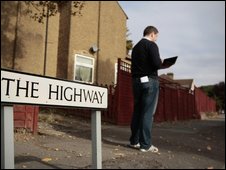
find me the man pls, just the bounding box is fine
[129,26,162,152]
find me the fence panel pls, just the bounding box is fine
[14,105,39,134]
[154,87,165,122]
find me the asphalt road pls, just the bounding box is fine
[14,113,225,169]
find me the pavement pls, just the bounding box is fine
[14,113,225,169]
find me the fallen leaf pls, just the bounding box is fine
[42,157,52,162]
[114,153,125,157]
[207,146,212,151]
[77,153,82,157]
[22,165,27,168]
[207,166,214,169]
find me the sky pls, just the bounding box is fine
[118,1,225,87]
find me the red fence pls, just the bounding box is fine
[154,83,196,122]
[14,105,39,133]
[195,87,216,115]
[103,58,216,125]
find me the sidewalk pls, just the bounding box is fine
[15,113,225,169]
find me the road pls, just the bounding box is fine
[15,113,225,169]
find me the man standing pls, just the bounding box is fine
[129,26,162,152]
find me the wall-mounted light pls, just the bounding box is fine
[89,45,99,54]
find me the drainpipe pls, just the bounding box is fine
[12,1,20,69]
[43,6,49,76]
[95,1,101,84]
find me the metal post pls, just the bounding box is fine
[91,110,102,169]
[1,106,14,169]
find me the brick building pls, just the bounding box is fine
[1,1,128,85]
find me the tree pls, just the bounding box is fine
[126,40,133,55]
[126,28,133,55]
[23,1,85,23]
[213,82,225,110]
[200,81,225,111]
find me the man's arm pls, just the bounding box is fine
[148,42,162,70]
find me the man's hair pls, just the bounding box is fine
[143,26,158,36]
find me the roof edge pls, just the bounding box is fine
[116,1,129,19]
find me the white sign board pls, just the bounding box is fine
[1,69,108,109]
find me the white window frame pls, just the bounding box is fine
[74,54,95,84]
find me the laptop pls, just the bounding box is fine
[162,56,178,68]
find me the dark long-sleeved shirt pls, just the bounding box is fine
[131,38,162,78]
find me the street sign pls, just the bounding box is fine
[1,69,108,109]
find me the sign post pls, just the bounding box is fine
[1,106,14,169]
[1,69,108,169]
[91,110,102,169]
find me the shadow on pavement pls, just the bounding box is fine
[15,156,62,169]
[45,116,225,165]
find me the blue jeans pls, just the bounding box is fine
[130,77,159,149]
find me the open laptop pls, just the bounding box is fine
[162,56,178,68]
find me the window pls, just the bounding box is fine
[74,54,94,84]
